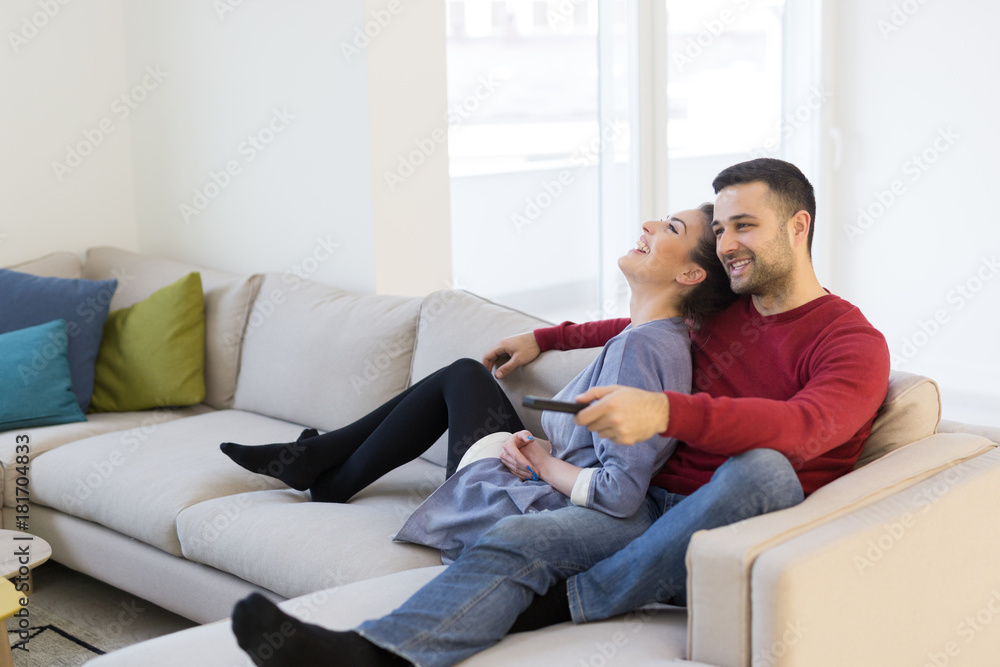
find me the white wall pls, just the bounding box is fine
[3,0,452,298]
[121,0,377,293]
[828,0,1000,424]
[0,0,138,265]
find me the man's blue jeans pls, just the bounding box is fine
[358,449,804,667]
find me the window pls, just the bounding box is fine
[446,0,633,323]
[445,0,819,322]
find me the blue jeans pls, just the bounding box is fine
[358,448,803,667]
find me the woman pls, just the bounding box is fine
[226,204,734,666]
[221,205,734,558]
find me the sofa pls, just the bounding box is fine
[3,247,999,666]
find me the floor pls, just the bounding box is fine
[23,560,198,653]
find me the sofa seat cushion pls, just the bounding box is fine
[233,273,421,432]
[0,405,213,506]
[176,458,446,598]
[86,566,688,667]
[29,410,302,556]
[83,247,262,410]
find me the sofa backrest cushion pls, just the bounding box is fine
[855,369,941,468]
[6,252,83,279]
[82,247,262,410]
[232,273,421,431]
[410,290,601,467]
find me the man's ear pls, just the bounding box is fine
[677,265,706,286]
[789,210,811,248]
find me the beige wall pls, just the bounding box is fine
[0,0,138,266]
[366,0,453,296]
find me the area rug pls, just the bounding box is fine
[7,604,106,666]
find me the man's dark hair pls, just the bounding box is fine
[680,202,739,329]
[711,158,816,256]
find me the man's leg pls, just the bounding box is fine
[357,502,658,667]
[567,448,803,623]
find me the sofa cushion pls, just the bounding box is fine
[855,370,941,469]
[0,269,117,413]
[91,273,206,412]
[86,566,688,667]
[0,405,214,506]
[29,410,299,556]
[410,290,601,466]
[233,274,421,431]
[0,320,85,430]
[82,247,262,410]
[176,458,445,599]
[5,252,82,279]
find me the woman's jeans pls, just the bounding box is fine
[358,448,804,667]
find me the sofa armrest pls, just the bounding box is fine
[684,432,996,667]
[938,418,1000,445]
[749,446,1000,665]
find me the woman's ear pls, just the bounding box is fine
[676,264,706,286]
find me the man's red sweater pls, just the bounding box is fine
[533,294,890,496]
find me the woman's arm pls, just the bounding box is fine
[568,325,692,517]
[501,324,693,517]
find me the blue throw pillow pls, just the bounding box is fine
[0,320,86,430]
[0,269,117,412]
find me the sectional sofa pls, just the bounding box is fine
[3,247,999,666]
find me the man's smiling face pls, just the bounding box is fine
[711,181,796,296]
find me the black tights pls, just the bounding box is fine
[221,358,524,503]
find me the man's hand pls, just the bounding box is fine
[574,385,671,445]
[482,331,541,379]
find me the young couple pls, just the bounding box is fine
[221,158,891,667]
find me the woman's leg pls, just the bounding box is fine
[221,359,523,497]
[309,358,524,502]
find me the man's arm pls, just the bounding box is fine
[578,324,890,465]
[482,318,631,378]
[533,319,631,352]
[663,326,889,462]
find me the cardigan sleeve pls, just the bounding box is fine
[575,324,691,517]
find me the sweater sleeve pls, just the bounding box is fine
[534,318,631,352]
[576,325,691,517]
[663,321,890,465]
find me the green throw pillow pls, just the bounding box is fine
[90,272,206,412]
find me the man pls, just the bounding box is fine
[229,158,890,666]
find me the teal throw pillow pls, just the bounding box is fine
[0,320,86,430]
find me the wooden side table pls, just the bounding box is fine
[0,578,23,667]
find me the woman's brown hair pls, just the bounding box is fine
[680,202,739,328]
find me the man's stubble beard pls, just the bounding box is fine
[729,225,796,298]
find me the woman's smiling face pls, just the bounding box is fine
[618,208,707,288]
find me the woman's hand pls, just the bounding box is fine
[481,332,541,379]
[500,431,542,481]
